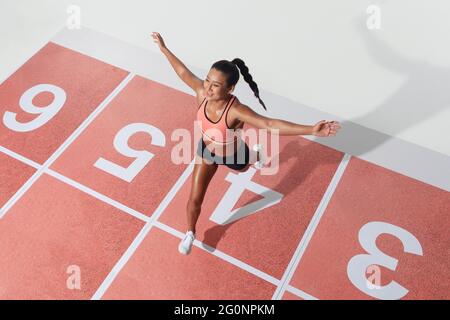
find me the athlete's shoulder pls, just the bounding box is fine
[195,89,207,106]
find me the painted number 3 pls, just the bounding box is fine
[347,221,423,300]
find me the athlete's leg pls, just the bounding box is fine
[186,153,219,234]
[179,150,220,255]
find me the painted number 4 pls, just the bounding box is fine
[209,167,283,225]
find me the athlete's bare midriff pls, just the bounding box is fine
[197,89,245,158]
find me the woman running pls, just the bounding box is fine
[151,32,341,255]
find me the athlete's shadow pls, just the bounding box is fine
[202,138,335,250]
[203,17,450,249]
[319,18,450,158]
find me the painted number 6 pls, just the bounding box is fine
[3,84,66,132]
[347,221,423,300]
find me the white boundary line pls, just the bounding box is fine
[91,159,196,300]
[0,146,41,170]
[272,153,352,300]
[0,145,149,223]
[0,73,134,219]
[285,285,319,300]
[46,169,150,223]
[154,221,280,287]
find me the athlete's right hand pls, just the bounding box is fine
[151,32,167,51]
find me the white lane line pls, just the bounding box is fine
[154,221,280,287]
[45,168,150,223]
[285,285,318,300]
[0,144,150,223]
[0,73,134,219]
[0,146,41,169]
[272,153,352,300]
[91,159,195,300]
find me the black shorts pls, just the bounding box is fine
[197,138,250,171]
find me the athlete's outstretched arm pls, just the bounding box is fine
[151,32,203,93]
[235,104,341,137]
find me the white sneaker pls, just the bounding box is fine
[252,144,265,169]
[178,231,195,255]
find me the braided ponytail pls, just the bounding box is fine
[211,59,267,111]
[231,58,267,111]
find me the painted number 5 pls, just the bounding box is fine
[94,123,166,182]
[3,84,66,132]
[347,221,423,300]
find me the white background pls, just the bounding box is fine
[1,0,449,156]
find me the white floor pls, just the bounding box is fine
[1,1,449,191]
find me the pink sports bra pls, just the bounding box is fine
[196,94,242,144]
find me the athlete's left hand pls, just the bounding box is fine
[312,120,341,137]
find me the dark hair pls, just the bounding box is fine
[211,59,267,111]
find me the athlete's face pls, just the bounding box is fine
[203,68,234,100]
